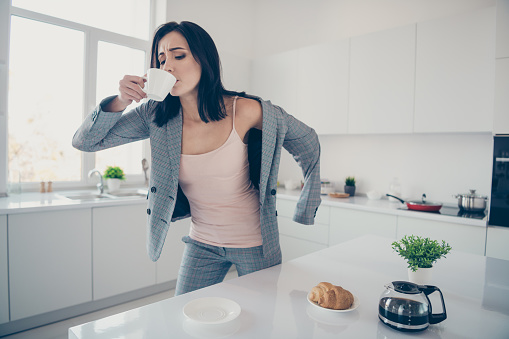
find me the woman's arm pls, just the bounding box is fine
[72,95,152,152]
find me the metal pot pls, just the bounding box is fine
[454,189,488,212]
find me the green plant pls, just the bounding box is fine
[103,166,125,180]
[345,176,355,186]
[392,235,451,272]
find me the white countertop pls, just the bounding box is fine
[68,234,509,339]
[277,189,487,227]
[0,189,147,215]
[0,188,487,228]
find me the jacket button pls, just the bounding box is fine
[271,189,276,195]
[151,186,156,193]
[147,208,151,215]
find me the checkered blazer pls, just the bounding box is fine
[73,94,321,261]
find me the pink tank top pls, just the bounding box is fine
[179,97,262,248]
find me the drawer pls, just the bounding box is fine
[278,216,329,245]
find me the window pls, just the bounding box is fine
[12,0,150,40]
[6,1,153,190]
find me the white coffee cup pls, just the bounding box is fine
[142,68,176,101]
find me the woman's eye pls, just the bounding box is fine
[160,60,165,65]
[175,54,185,60]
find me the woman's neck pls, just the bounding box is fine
[180,94,201,122]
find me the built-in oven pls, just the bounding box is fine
[489,135,509,227]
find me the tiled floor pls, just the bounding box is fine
[2,271,237,339]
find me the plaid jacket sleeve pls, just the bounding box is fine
[72,96,152,151]
[280,109,321,225]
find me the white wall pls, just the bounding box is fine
[280,132,493,205]
[165,0,254,92]
[252,0,495,58]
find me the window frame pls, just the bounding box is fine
[3,2,156,193]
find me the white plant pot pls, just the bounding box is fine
[408,267,433,285]
[107,178,121,193]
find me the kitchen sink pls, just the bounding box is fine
[108,190,147,198]
[65,193,115,201]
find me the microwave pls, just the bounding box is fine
[489,135,509,227]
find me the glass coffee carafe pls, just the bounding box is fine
[378,281,447,332]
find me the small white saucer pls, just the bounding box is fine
[183,297,241,324]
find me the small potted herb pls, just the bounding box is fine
[103,166,125,192]
[344,176,356,196]
[392,235,452,284]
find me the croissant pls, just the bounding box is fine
[309,282,354,310]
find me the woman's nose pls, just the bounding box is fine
[161,59,173,72]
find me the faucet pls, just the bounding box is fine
[88,169,104,194]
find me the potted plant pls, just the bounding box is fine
[392,235,452,284]
[344,176,356,196]
[103,166,125,192]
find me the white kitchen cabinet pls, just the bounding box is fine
[155,218,190,284]
[414,7,496,133]
[277,199,329,262]
[8,209,92,321]
[348,24,415,134]
[397,216,485,256]
[92,204,156,300]
[0,215,8,324]
[296,40,349,134]
[493,58,509,134]
[329,207,397,246]
[497,0,509,58]
[486,226,509,260]
[251,49,299,117]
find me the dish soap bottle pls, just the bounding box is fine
[388,177,402,202]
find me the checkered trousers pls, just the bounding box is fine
[174,236,282,295]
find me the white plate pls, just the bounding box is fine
[307,293,360,313]
[183,297,241,324]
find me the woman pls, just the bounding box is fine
[73,21,321,295]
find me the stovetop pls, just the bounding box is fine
[400,206,486,220]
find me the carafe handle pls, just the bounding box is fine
[419,285,447,324]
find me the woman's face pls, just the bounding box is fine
[157,31,201,98]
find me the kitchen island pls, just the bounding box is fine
[68,235,509,339]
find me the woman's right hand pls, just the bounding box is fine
[104,75,147,112]
[118,74,147,105]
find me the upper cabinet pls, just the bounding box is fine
[251,49,299,117]
[414,7,496,133]
[497,0,509,58]
[297,40,349,134]
[493,58,509,134]
[349,24,416,134]
[494,0,509,134]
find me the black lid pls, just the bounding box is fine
[392,281,421,294]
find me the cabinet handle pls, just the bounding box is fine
[495,158,509,162]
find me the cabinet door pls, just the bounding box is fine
[349,24,416,134]
[279,234,327,263]
[329,208,397,246]
[297,40,349,134]
[397,216,486,256]
[486,226,509,260]
[414,7,496,133]
[155,218,190,284]
[496,0,509,58]
[251,50,299,117]
[0,215,8,324]
[92,205,156,300]
[493,58,509,134]
[277,199,330,262]
[8,209,92,321]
